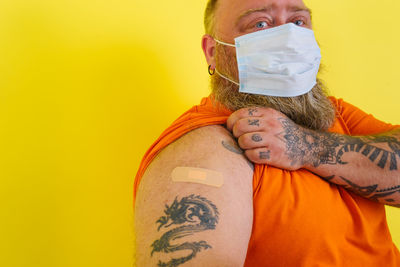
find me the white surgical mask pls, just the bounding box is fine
[214,23,321,97]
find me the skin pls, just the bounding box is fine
[202,0,312,70]
[202,0,400,207]
[136,1,399,266]
[135,126,253,266]
[226,107,400,206]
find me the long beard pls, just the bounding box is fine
[211,45,336,131]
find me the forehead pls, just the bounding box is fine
[215,0,309,29]
[217,0,308,14]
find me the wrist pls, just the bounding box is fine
[300,128,334,170]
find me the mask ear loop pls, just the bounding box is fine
[214,38,236,47]
[211,37,239,85]
[214,69,240,86]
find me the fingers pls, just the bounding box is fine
[232,117,264,137]
[238,133,273,165]
[226,107,300,170]
[227,107,282,135]
[226,107,261,131]
[244,147,272,165]
[238,132,267,150]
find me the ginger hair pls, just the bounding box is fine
[204,0,219,35]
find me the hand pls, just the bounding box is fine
[226,107,312,171]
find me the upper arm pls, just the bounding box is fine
[134,125,254,267]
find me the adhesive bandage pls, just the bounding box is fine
[171,167,224,188]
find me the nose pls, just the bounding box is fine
[274,16,287,27]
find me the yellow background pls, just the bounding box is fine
[0,0,399,266]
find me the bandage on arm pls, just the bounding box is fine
[134,125,253,267]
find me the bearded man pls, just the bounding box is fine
[134,0,400,266]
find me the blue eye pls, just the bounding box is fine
[255,21,268,29]
[294,20,305,26]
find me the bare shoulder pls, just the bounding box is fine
[135,125,254,266]
[149,124,253,175]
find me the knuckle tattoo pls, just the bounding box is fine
[252,134,263,142]
[259,151,271,160]
[248,119,260,127]
[248,108,258,116]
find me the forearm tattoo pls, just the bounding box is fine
[151,195,219,266]
[322,175,400,206]
[279,118,400,170]
[279,118,400,205]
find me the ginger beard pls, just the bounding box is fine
[211,44,336,131]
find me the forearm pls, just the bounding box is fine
[226,106,400,206]
[303,128,400,206]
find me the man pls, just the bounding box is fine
[134,0,400,266]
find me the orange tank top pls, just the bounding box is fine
[134,95,400,266]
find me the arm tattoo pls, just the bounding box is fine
[279,118,400,170]
[338,176,378,196]
[151,195,219,266]
[221,140,244,155]
[248,119,260,127]
[321,175,335,181]
[278,118,344,167]
[221,140,254,171]
[325,175,400,206]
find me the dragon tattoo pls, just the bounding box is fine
[151,194,219,267]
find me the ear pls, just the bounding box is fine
[202,34,217,69]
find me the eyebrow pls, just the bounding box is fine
[290,6,312,16]
[235,6,312,26]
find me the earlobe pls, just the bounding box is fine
[208,65,215,76]
[201,34,216,68]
